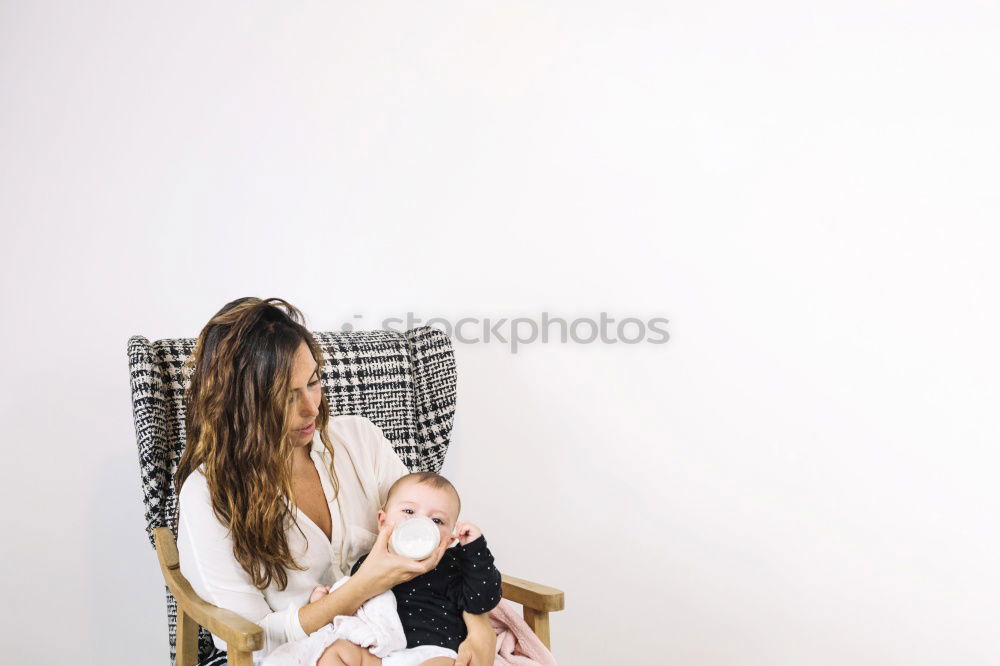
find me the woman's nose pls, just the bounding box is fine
[301,398,319,419]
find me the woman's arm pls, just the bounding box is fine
[300,518,454,633]
[295,569,381,634]
[456,611,498,666]
[177,472,310,656]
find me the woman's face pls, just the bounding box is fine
[287,340,322,447]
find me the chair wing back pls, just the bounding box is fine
[126,326,457,663]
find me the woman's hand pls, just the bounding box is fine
[353,520,452,592]
[456,611,497,666]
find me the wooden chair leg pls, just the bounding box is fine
[523,607,551,650]
[176,610,199,666]
[227,649,254,666]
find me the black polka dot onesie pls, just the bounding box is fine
[350,534,502,652]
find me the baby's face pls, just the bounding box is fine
[379,481,459,544]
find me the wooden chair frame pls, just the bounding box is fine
[154,528,564,666]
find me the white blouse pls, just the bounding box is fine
[177,415,410,661]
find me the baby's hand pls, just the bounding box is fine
[309,585,330,603]
[453,520,482,546]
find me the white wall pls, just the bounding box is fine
[2,1,998,664]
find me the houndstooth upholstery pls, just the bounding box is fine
[127,326,457,665]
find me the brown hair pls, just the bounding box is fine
[175,297,339,590]
[384,472,462,516]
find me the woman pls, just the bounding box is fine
[175,298,496,665]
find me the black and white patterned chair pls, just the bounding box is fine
[128,326,564,666]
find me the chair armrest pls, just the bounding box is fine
[153,528,264,653]
[500,573,565,612]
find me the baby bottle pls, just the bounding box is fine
[390,515,443,560]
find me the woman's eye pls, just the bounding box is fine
[308,380,320,387]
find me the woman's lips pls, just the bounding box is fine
[300,423,315,434]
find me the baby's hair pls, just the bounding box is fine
[384,471,462,516]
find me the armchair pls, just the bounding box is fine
[127,326,564,665]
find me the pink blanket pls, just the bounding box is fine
[486,600,558,666]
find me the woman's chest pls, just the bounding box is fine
[287,449,384,578]
[292,469,332,541]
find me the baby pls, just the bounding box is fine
[314,472,502,666]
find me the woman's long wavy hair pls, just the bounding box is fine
[175,297,340,591]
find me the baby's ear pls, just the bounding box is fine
[377,509,386,526]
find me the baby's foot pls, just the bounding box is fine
[309,585,330,603]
